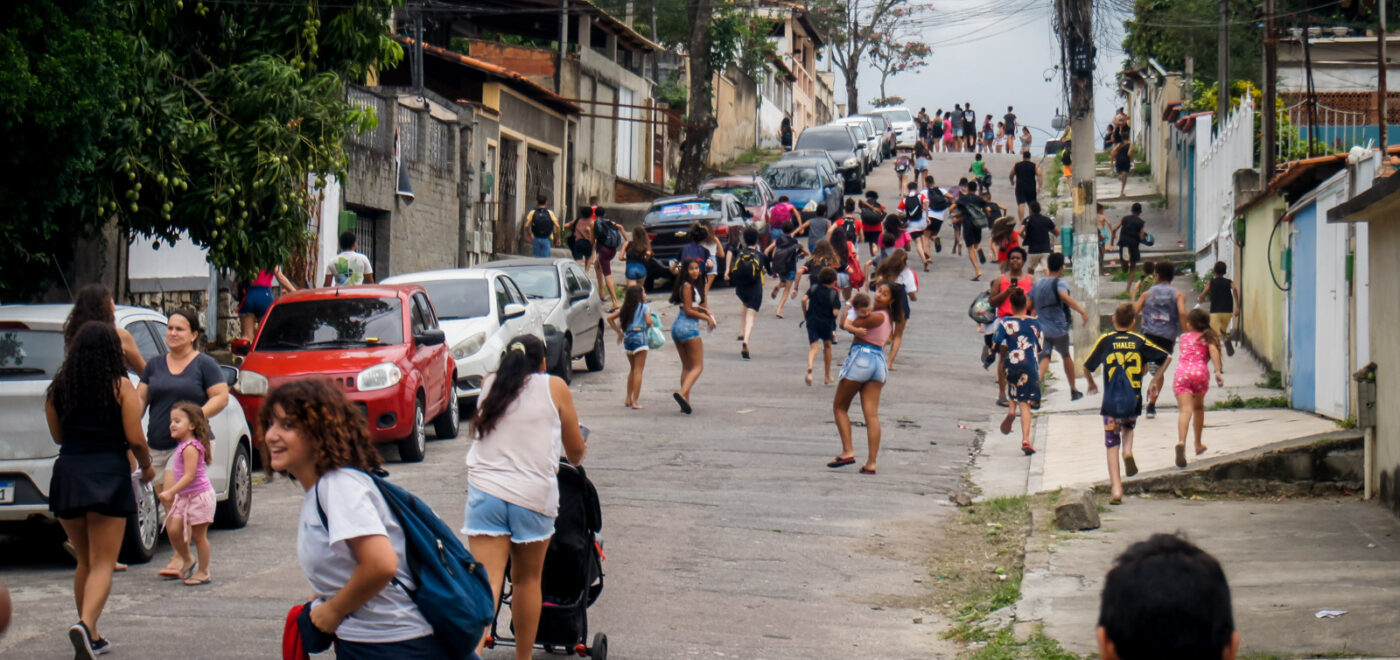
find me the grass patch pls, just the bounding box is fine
[930,493,1032,637]
[1258,370,1283,390]
[962,624,1086,660]
[1133,160,1151,176]
[1193,273,1209,293]
[1112,291,1132,300]
[1149,194,1168,209]
[1337,417,1358,430]
[1045,153,1064,196]
[1094,151,1111,164]
[1109,268,1132,282]
[730,147,781,168]
[1210,394,1290,411]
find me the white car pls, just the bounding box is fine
[485,257,607,383]
[834,116,883,166]
[871,106,919,149]
[0,305,254,564]
[382,269,545,404]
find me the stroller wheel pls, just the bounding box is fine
[590,633,608,659]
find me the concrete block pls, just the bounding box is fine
[1280,453,1314,481]
[1322,449,1364,480]
[1054,488,1101,531]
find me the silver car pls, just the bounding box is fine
[485,258,606,384]
[0,305,254,564]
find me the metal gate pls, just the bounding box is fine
[495,139,519,255]
[523,148,555,254]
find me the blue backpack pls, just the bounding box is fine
[1102,365,1139,419]
[317,469,495,655]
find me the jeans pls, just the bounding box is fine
[532,237,552,258]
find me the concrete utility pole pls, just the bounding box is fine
[1380,0,1388,149]
[1263,0,1277,178]
[1057,0,1098,357]
[1218,0,1229,126]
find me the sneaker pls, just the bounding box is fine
[1145,403,1156,419]
[978,249,987,264]
[91,637,112,656]
[69,622,96,660]
[934,238,943,253]
[1070,390,1084,401]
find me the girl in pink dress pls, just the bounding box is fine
[158,402,216,585]
[1172,309,1224,468]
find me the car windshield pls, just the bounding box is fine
[862,115,887,131]
[764,166,820,189]
[0,329,63,380]
[415,280,492,319]
[843,124,869,140]
[705,185,760,206]
[497,267,561,300]
[881,109,913,124]
[647,199,719,223]
[795,129,854,151]
[255,297,403,351]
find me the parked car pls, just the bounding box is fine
[794,125,865,193]
[834,116,882,167]
[858,113,896,158]
[0,304,254,564]
[834,121,875,174]
[779,149,842,178]
[484,257,606,384]
[870,106,918,149]
[699,176,777,229]
[380,269,546,404]
[761,160,843,223]
[233,284,455,463]
[639,193,749,288]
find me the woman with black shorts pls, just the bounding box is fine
[47,322,155,658]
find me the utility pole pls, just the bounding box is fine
[1056,0,1098,359]
[557,0,568,93]
[1263,0,1277,178]
[1380,0,1388,149]
[1218,0,1229,127]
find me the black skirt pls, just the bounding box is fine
[49,450,136,520]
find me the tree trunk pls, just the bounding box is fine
[845,63,859,115]
[676,0,716,192]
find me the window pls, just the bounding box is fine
[415,279,491,320]
[126,321,165,364]
[504,277,528,306]
[0,329,64,381]
[415,293,438,327]
[255,297,404,350]
[493,277,510,320]
[569,266,592,296]
[409,296,428,335]
[497,267,560,299]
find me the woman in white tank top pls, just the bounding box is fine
[463,335,586,659]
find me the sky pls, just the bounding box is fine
[826,0,1132,152]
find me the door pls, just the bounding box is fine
[1289,204,1317,412]
[524,148,555,254]
[407,293,440,416]
[413,292,448,415]
[496,140,519,255]
[563,265,595,352]
[1313,192,1349,419]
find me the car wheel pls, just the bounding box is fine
[554,336,574,383]
[397,397,427,463]
[120,478,159,564]
[213,443,252,529]
[431,381,461,439]
[585,323,606,372]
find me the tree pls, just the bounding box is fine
[1121,0,1261,87]
[809,0,932,115]
[869,38,932,101]
[0,0,401,301]
[676,0,718,192]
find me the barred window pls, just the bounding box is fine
[397,110,419,162]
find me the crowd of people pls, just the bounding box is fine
[912,104,1033,155]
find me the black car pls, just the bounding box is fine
[794,125,865,193]
[640,193,750,289]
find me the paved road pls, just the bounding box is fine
[0,152,1021,659]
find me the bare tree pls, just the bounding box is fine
[810,0,929,114]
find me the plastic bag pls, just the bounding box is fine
[968,291,996,324]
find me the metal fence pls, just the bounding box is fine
[346,87,392,153]
[1279,99,1367,159]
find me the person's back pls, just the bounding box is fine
[1013,160,1037,192]
[1118,213,1144,247]
[1141,282,1180,341]
[1029,276,1070,337]
[1207,274,1234,314]
[466,372,564,516]
[806,282,840,327]
[1023,213,1055,254]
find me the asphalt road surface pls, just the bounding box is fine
[0,151,1024,659]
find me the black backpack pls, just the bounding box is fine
[927,187,950,211]
[772,238,799,275]
[729,247,764,286]
[529,208,554,238]
[903,193,923,221]
[596,217,622,249]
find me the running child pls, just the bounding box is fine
[969,153,991,190]
[993,289,1043,455]
[729,227,766,359]
[622,226,652,288]
[157,402,216,586]
[924,175,951,258]
[606,285,657,409]
[898,181,931,270]
[802,267,842,385]
[1082,303,1172,504]
[765,220,808,319]
[858,191,885,257]
[1173,309,1225,468]
[1198,261,1240,356]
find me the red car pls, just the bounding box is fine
[232,284,457,462]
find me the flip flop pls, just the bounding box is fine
[999,414,1015,435]
[1175,445,1187,468]
[858,466,877,475]
[827,456,856,468]
[1021,442,1036,456]
[741,343,750,360]
[672,392,692,415]
[183,576,213,586]
[996,397,1009,407]
[1124,456,1139,477]
[1109,497,1123,505]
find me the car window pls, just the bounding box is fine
[795,129,854,151]
[415,293,439,327]
[498,267,561,299]
[569,266,592,294]
[254,297,404,350]
[493,277,510,318]
[409,295,428,335]
[126,320,164,363]
[414,279,491,320]
[0,327,64,380]
[503,277,527,306]
[704,185,760,207]
[764,166,820,189]
[564,268,582,297]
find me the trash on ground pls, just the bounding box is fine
[1314,609,1347,619]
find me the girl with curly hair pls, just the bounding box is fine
[466,334,586,659]
[261,379,445,658]
[45,321,155,658]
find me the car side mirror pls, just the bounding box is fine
[220,365,239,388]
[414,328,446,347]
[503,303,528,320]
[231,339,251,356]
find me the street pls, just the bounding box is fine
[0,153,1025,659]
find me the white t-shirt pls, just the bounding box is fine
[897,268,918,294]
[298,469,433,643]
[327,250,374,286]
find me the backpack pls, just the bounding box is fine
[903,193,923,221]
[962,199,989,228]
[927,187,950,212]
[894,156,910,173]
[729,247,764,286]
[316,470,494,656]
[529,208,554,238]
[1102,363,1139,419]
[838,216,858,237]
[844,241,866,289]
[596,217,622,249]
[772,238,800,275]
[680,243,711,269]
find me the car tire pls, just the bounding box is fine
[397,397,427,463]
[213,442,252,529]
[585,324,605,372]
[119,478,160,565]
[431,382,460,439]
[554,336,574,383]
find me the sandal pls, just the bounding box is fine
[858,466,877,475]
[672,392,692,415]
[1124,455,1139,477]
[741,343,750,360]
[1021,442,1036,456]
[827,456,856,468]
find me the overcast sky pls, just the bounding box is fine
[827,0,1131,151]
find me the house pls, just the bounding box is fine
[758,1,826,133]
[1277,32,1400,150]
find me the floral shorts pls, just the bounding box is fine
[1103,417,1138,449]
[1007,368,1041,404]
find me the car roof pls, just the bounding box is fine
[0,304,165,331]
[802,125,848,133]
[382,269,504,283]
[275,284,419,304]
[700,176,760,186]
[485,257,570,269]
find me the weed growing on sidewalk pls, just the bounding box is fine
[928,494,1030,632]
[1258,370,1284,390]
[960,624,1083,660]
[1210,394,1290,410]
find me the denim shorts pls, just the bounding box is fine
[623,330,648,353]
[837,271,851,288]
[838,343,888,383]
[625,261,647,281]
[532,237,553,258]
[237,285,274,319]
[462,486,555,544]
[770,227,785,243]
[672,315,701,343]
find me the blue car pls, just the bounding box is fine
[761,160,843,222]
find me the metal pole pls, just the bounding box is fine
[1218,0,1229,129]
[1303,0,1317,156]
[412,4,424,93]
[558,0,568,93]
[1263,0,1277,177]
[1380,0,1388,149]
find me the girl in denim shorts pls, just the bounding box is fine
[827,283,903,476]
[669,258,715,414]
[606,285,655,410]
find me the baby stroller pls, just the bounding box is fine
[483,460,606,658]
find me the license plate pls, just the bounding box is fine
[0,480,13,504]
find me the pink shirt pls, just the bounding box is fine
[251,270,275,287]
[173,439,212,496]
[862,310,893,347]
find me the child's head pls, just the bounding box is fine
[1047,252,1066,274]
[578,209,593,222]
[1131,202,1143,214]
[1213,261,1227,277]
[589,195,599,206]
[1097,534,1238,660]
[1113,302,1136,330]
[783,219,797,235]
[844,197,856,213]
[1028,200,1041,215]
[818,267,838,286]
[1006,246,1027,272]
[1155,261,1176,282]
[1139,260,1155,279]
[907,181,918,192]
[170,402,212,464]
[851,292,871,315]
[778,195,790,204]
[623,283,646,308]
[595,207,607,218]
[261,380,382,479]
[1008,287,1029,314]
[1187,308,1220,348]
[865,190,879,200]
[924,175,934,186]
[689,224,709,243]
[879,232,897,250]
[975,153,983,161]
[743,226,759,246]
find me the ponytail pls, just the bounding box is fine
[1187,308,1219,350]
[472,334,547,438]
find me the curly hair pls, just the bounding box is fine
[65,284,115,347]
[259,379,381,478]
[49,321,125,422]
[171,401,214,465]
